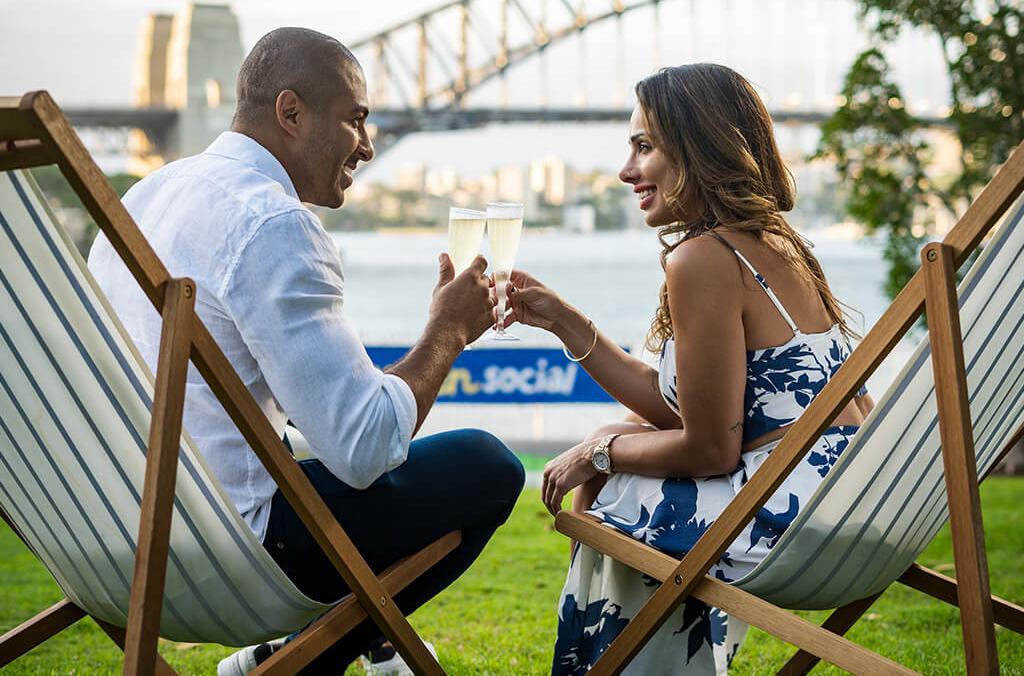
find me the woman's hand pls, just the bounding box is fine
[541,438,603,516]
[504,270,570,332]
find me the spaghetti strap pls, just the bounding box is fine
[704,231,802,335]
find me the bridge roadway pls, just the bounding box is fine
[65,105,842,139]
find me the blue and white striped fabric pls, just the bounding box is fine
[0,170,330,645]
[734,196,1024,610]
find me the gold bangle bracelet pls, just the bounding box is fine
[562,319,598,363]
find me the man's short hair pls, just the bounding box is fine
[234,27,359,126]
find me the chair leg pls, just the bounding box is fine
[96,618,178,676]
[778,555,1024,676]
[899,564,1024,634]
[923,243,999,675]
[253,530,462,675]
[0,598,86,668]
[122,279,195,676]
[776,592,883,676]
[693,578,917,675]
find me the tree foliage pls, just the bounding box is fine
[816,0,1024,298]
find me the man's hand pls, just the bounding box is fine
[429,253,495,345]
[387,253,496,433]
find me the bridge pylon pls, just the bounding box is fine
[130,3,243,174]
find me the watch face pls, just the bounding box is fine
[593,451,610,472]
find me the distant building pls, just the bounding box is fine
[395,163,427,193]
[529,154,575,206]
[425,167,458,196]
[495,165,528,202]
[564,204,596,233]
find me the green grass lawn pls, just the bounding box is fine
[2,479,1022,674]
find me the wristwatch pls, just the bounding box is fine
[591,433,619,475]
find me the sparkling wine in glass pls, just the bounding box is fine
[447,207,486,273]
[448,207,486,350]
[486,201,524,341]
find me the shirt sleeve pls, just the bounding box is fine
[220,209,415,489]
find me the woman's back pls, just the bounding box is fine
[711,229,834,349]
[659,229,868,451]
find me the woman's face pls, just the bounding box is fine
[618,105,685,227]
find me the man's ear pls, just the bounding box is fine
[275,89,303,138]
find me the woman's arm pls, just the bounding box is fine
[540,239,750,513]
[854,392,875,418]
[553,305,681,429]
[507,271,680,429]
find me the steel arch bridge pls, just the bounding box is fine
[62,0,946,163]
[345,0,949,147]
[351,0,656,111]
[347,0,860,146]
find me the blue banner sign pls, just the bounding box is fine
[365,346,618,404]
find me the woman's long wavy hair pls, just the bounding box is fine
[638,64,859,351]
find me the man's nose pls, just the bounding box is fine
[359,128,375,163]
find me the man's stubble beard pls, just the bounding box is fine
[303,121,344,208]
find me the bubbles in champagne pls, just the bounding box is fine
[448,217,486,272]
[488,217,523,272]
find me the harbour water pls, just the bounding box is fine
[334,228,918,453]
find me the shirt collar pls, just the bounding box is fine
[203,131,300,199]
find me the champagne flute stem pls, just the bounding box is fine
[496,278,507,336]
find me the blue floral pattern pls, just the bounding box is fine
[554,427,859,674]
[558,333,863,673]
[743,327,867,444]
[807,431,853,478]
[552,594,630,675]
[602,479,709,557]
[660,326,868,448]
[555,247,866,673]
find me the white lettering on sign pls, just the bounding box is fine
[480,358,578,396]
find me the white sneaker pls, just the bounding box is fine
[217,638,285,676]
[357,641,437,676]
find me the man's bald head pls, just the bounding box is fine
[233,27,361,128]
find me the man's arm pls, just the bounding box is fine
[223,212,427,487]
[386,253,494,433]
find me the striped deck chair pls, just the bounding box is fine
[556,143,1024,675]
[0,92,455,675]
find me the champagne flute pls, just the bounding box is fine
[486,201,524,341]
[447,207,486,273]
[448,207,487,349]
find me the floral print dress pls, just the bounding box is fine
[552,235,865,675]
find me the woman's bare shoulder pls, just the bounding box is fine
[664,234,742,290]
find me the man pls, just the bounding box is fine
[87,27,524,674]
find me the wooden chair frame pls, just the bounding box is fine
[555,140,1024,675]
[0,91,454,675]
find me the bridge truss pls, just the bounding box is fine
[63,0,948,161]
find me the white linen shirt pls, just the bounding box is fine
[87,131,416,541]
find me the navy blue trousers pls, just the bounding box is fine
[263,428,525,673]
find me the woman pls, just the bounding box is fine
[505,64,874,674]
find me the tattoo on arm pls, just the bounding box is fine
[729,421,743,434]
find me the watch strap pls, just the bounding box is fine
[592,433,620,474]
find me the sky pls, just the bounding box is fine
[0,0,429,104]
[0,0,952,179]
[0,0,951,107]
